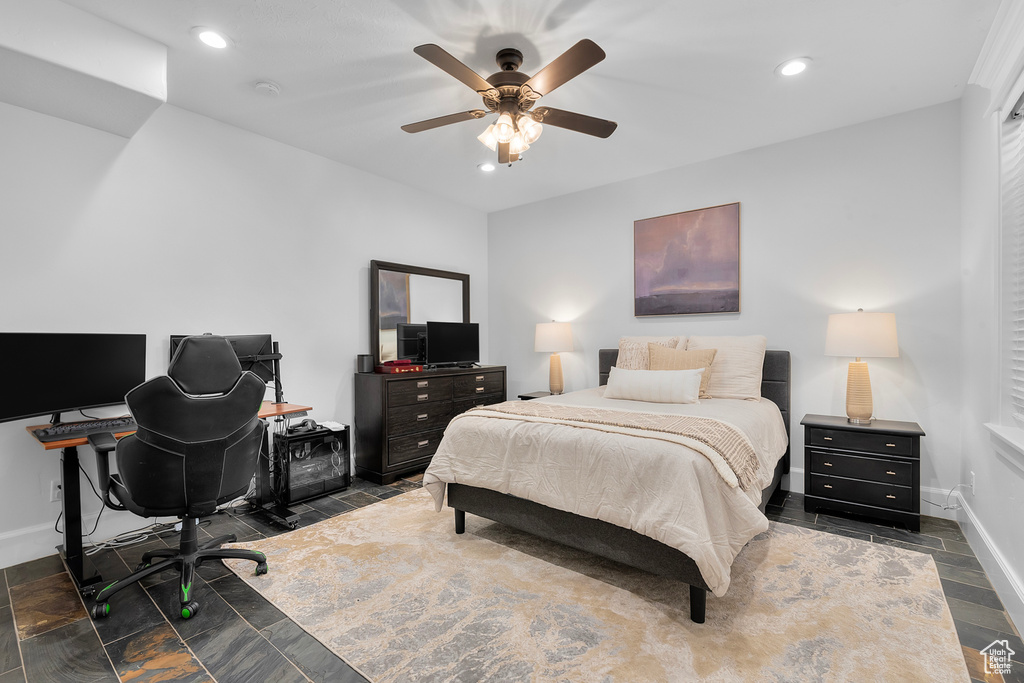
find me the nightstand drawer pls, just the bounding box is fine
[387,401,453,436]
[809,474,914,511]
[807,428,914,457]
[808,450,913,487]
[388,377,454,407]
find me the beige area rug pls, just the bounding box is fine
[225,489,969,682]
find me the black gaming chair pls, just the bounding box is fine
[88,335,269,620]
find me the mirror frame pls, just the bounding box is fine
[370,260,471,366]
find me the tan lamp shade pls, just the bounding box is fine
[825,310,898,423]
[535,322,573,395]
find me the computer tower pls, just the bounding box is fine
[272,426,350,505]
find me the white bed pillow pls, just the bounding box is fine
[685,335,767,400]
[616,336,683,370]
[603,366,703,404]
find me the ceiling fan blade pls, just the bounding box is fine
[498,141,511,164]
[414,44,498,98]
[401,110,488,133]
[531,107,617,138]
[522,39,605,98]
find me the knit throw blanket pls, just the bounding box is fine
[463,401,760,491]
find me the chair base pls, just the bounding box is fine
[91,516,267,620]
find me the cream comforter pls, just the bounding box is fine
[423,387,788,596]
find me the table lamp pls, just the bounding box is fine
[535,322,573,395]
[825,309,898,423]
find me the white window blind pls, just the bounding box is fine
[1003,93,1024,427]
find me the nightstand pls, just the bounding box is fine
[518,391,551,400]
[801,414,925,531]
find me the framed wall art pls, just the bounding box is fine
[634,202,740,316]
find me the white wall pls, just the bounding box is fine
[0,101,487,566]
[488,101,963,502]
[958,82,1024,630]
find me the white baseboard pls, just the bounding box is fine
[784,467,804,494]
[0,508,175,570]
[956,492,1024,634]
[919,485,962,521]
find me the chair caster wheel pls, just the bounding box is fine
[255,562,268,576]
[180,601,200,619]
[91,602,110,619]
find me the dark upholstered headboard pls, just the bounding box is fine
[597,348,791,473]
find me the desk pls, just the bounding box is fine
[27,400,311,594]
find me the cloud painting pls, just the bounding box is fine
[634,203,740,316]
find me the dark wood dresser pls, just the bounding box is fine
[801,414,925,531]
[354,365,507,484]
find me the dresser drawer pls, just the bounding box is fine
[807,427,914,457]
[809,474,914,512]
[387,401,452,436]
[387,377,453,407]
[453,394,504,416]
[808,450,913,487]
[388,429,445,468]
[453,372,504,399]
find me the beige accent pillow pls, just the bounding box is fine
[616,336,681,370]
[686,335,767,400]
[604,366,702,404]
[648,344,717,398]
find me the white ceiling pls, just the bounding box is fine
[59,0,999,213]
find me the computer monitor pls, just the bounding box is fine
[170,334,283,402]
[0,333,147,424]
[396,323,427,363]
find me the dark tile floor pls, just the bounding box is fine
[1,483,1020,682]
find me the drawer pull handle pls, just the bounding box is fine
[417,394,429,401]
[885,443,896,448]
[417,440,429,448]
[475,375,485,381]
[886,470,896,476]
[417,381,429,388]
[475,387,485,393]
[823,484,833,489]
[823,436,833,441]
[886,494,896,499]
[823,462,833,467]
[417,414,428,421]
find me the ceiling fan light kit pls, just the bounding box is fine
[402,39,617,165]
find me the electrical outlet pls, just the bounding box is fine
[969,471,975,495]
[49,480,61,502]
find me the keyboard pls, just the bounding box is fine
[32,417,137,443]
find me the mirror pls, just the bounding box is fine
[370,260,470,365]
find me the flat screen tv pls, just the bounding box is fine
[0,333,147,424]
[426,321,479,367]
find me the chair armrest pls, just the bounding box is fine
[87,432,117,454]
[87,432,126,511]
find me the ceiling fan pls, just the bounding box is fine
[401,40,617,164]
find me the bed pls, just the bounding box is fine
[423,347,790,623]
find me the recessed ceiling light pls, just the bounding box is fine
[191,27,230,49]
[776,57,811,77]
[477,162,496,173]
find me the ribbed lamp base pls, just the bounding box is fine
[845,361,873,423]
[549,353,564,395]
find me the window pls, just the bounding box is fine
[1002,90,1024,428]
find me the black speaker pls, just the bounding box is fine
[272,426,350,505]
[357,354,374,373]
